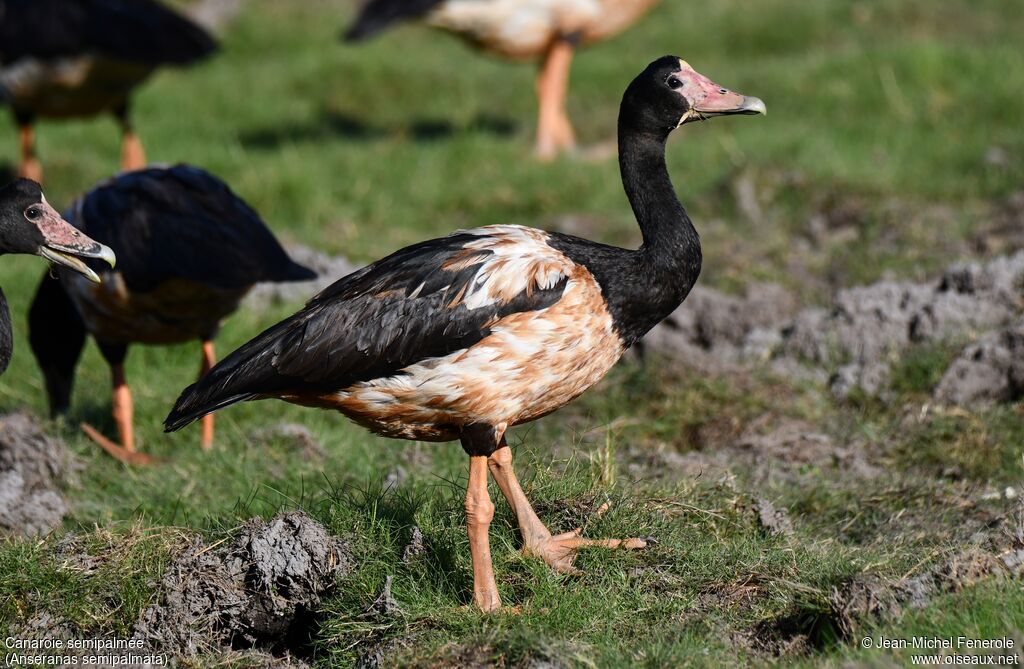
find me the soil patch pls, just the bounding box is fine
[643,252,1024,403]
[642,283,798,375]
[135,512,352,659]
[0,412,72,538]
[245,244,358,310]
[627,415,878,489]
[748,546,1022,657]
[935,317,1024,405]
[831,547,1022,640]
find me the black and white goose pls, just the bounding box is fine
[0,178,114,375]
[28,165,315,465]
[344,0,661,159]
[0,0,217,182]
[165,57,765,611]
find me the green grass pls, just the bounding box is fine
[2,0,1023,666]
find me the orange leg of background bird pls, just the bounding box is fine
[487,444,646,573]
[466,455,502,612]
[81,364,154,466]
[535,40,576,161]
[120,125,146,172]
[17,124,43,183]
[198,340,216,450]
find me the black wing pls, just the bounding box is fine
[69,164,315,292]
[165,231,570,430]
[343,0,446,41]
[0,0,217,65]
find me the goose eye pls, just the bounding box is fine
[24,206,42,222]
[667,76,683,90]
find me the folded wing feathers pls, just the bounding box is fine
[165,225,575,431]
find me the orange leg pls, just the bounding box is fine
[535,39,576,161]
[17,124,43,183]
[81,363,154,466]
[199,340,215,450]
[487,444,646,573]
[466,455,501,612]
[120,124,146,172]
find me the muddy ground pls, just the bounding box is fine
[0,413,72,538]
[645,250,1024,406]
[10,512,350,666]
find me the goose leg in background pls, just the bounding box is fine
[487,443,646,573]
[17,119,42,183]
[81,344,154,465]
[198,339,216,450]
[116,104,146,172]
[535,38,576,160]
[550,36,578,153]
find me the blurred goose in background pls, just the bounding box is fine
[165,57,765,610]
[344,0,660,160]
[0,178,114,375]
[0,0,218,182]
[28,165,316,465]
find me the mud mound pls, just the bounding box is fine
[935,317,1024,406]
[786,253,1024,399]
[750,547,1021,656]
[642,283,797,372]
[755,498,794,537]
[0,412,71,538]
[245,244,358,310]
[628,416,879,488]
[831,548,1019,640]
[135,512,352,658]
[643,252,1024,403]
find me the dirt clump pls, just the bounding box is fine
[750,548,1019,657]
[622,413,880,493]
[643,251,1024,404]
[733,416,878,486]
[642,283,798,372]
[784,252,1023,399]
[755,498,794,537]
[245,244,357,310]
[934,317,1024,406]
[367,575,402,617]
[135,511,352,658]
[355,638,415,669]
[402,526,427,563]
[831,549,1016,640]
[626,415,878,488]
[0,412,72,538]
[11,611,79,642]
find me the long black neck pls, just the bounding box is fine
[607,125,702,345]
[619,130,702,276]
[0,287,12,376]
[546,125,703,347]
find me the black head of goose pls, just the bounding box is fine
[0,178,114,374]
